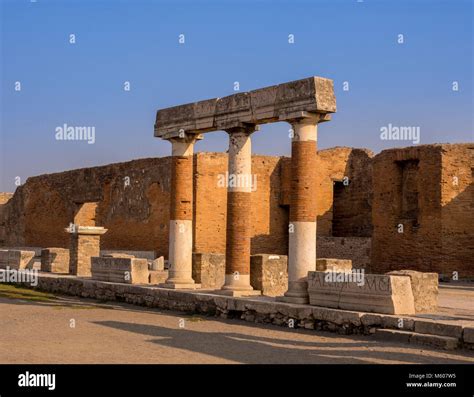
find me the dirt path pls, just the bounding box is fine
[1,287,473,364]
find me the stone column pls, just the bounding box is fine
[279,115,320,303]
[67,226,107,277]
[161,133,201,289]
[219,125,260,297]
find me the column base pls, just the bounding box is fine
[214,289,261,297]
[276,295,309,304]
[159,282,201,290]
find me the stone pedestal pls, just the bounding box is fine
[67,226,107,277]
[161,133,201,290]
[218,125,260,297]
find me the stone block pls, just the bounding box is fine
[101,250,156,260]
[0,249,35,270]
[463,327,474,344]
[149,269,168,284]
[387,270,438,313]
[150,256,164,271]
[192,253,225,289]
[41,248,70,273]
[316,258,352,272]
[410,333,459,350]
[414,320,463,339]
[250,254,288,297]
[91,256,149,284]
[307,271,416,315]
[374,329,412,344]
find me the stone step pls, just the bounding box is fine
[374,329,459,350]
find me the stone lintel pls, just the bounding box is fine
[65,226,108,235]
[154,76,336,137]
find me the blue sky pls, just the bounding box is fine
[1,0,473,192]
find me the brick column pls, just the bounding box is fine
[279,115,319,303]
[219,125,260,297]
[67,226,107,277]
[161,133,201,289]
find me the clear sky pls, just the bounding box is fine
[1,0,472,192]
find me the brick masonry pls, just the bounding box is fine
[1,144,472,276]
[371,144,474,277]
[225,191,251,276]
[170,156,193,221]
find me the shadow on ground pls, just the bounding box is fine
[93,320,474,364]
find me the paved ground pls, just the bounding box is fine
[1,285,473,364]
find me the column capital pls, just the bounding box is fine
[279,111,331,125]
[224,123,260,136]
[162,130,203,144]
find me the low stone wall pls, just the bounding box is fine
[8,273,472,350]
[317,237,371,269]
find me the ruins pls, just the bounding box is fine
[0,76,473,350]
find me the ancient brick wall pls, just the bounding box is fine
[2,149,372,261]
[193,153,289,255]
[371,143,473,277]
[280,147,373,238]
[317,236,371,269]
[440,144,474,277]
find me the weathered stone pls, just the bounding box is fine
[150,256,164,271]
[0,249,35,270]
[192,253,225,289]
[463,327,474,344]
[360,314,383,327]
[387,270,438,313]
[149,269,168,284]
[414,320,463,339]
[308,271,416,315]
[381,315,415,331]
[41,248,70,273]
[374,329,412,344]
[410,333,459,350]
[69,226,107,277]
[101,250,155,260]
[250,254,288,297]
[316,258,352,272]
[91,256,149,284]
[154,77,336,137]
